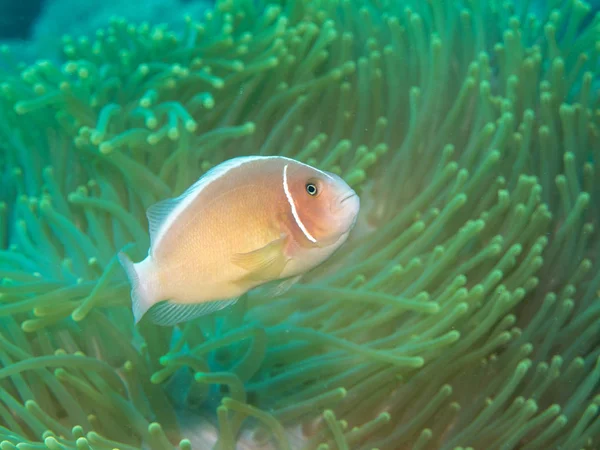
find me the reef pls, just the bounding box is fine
[0,0,599,449]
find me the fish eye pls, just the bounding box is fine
[305,183,318,196]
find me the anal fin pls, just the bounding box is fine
[231,236,289,281]
[148,298,238,327]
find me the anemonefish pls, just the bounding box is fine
[118,155,360,326]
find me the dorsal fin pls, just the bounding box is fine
[146,156,261,251]
[147,197,180,249]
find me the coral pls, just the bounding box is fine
[0,0,599,449]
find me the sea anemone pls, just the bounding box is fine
[0,0,599,449]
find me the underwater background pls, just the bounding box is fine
[0,0,599,449]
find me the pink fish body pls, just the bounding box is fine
[118,156,360,326]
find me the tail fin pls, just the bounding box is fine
[118,252,156,324]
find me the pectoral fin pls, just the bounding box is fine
[231,236,289,281]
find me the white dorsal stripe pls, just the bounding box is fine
[151,155,329,250]
[152,156,258,250]
[286,158,334,180]
[283,164,318,243]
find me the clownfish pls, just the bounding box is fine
[118,155,360,326]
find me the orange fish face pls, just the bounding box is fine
[283,162,360,247]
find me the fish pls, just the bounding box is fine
[118,155,360,326]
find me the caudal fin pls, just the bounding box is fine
[118,252,156,324]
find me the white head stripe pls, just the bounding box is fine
[283,164,318,243]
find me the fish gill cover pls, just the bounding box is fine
[0,0,599,449]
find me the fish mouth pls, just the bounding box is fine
[340,193,357,204]
[331,192,358,214]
